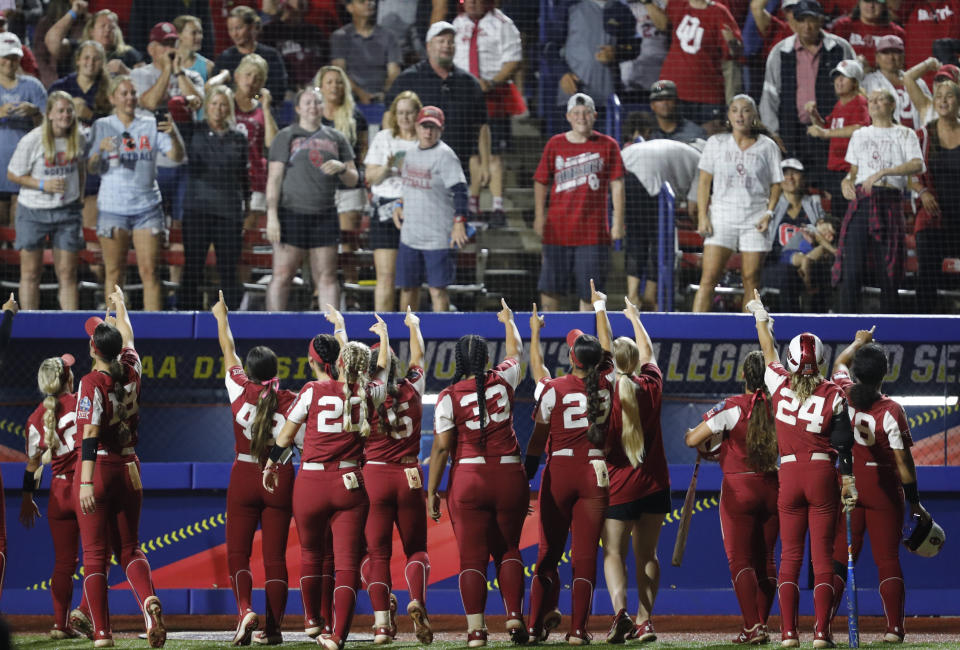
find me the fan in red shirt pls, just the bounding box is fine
[75,287,166,648]
[427,299,529,647]
[20,354,94,640]
[829,0,905,69]
[826,327,932,644]
[362,307,433,646]
[263,318,389,650]
[686,350,779,646]
[903,0,960,84]
[750,0,798,59]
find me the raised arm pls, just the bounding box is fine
[904,58,937,122]
[325,304,348,347]
[1,293,17,362]
[590,279,611,352]
[109,285,134,349]
[497,298,522,361]
[746,289,777,364]
[624,297,655,366]
[404,306,424,369]
[369,314,390,382]
[833,326,875,375]
[529,303,549,383]
[212,290,243,369]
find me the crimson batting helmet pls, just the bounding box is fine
[785,332,824,376]
[903,513,946,558]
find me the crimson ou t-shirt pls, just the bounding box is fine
[533,132,624,247]
[825,94,870,172]
[832,369,914,469]
[225,366,304,460]
[366,365,426,463]
[75,348,143,454]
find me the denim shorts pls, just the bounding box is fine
[537,244,609,301]
[396,243,455,288]
[15,202,84,252]
[97,204,165,238]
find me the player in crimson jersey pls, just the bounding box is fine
[747,289,857,649]
[0,293,18,606]
[599,298,670,645]
[212,290,305,646]
[686,350,780,645]
[525,282,616,645]
[19,354,94,640]
[362,306,432,645]
[263,318,390,650]
[75,286,166,648]
[827,327,932,644]
[427,299,529,648]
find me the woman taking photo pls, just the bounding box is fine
[694,94,783,313]
[265,86,358,311]
[178,86,249,311]
[7,91,85,311]
[232,53,277,216]
[87,76,184,311]
[685,350,779,645]
[263,319,389,650]
[364,91,421,312]
[76,286,166,648]
[427,299,529,647]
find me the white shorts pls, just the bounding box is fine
[249,191,266,213]
[335,188,368,214]
[704,204,772,253]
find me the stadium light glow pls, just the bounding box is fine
[889,396,958,407]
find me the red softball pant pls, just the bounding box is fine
[363,462,429,612]
[446,461,528,619]
[293,467,369,642]
[530,456,609,637]
[777,460,839,639]
[48,474,85,631]
[226,459,294,632]
[720,472,779,629]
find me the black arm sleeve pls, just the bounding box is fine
[0,310,13,363]
[830,408,854,475]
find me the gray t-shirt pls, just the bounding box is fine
[269,124,355,215]
[330,24,402,95]
[399,141,466,250]
[89,114,173,215]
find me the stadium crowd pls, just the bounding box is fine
[0,0,958,314]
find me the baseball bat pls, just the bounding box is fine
[846,508,860,648]
[672,457,700,567]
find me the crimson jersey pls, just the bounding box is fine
[25,393,78,476]
[224,366,303,458]
[702,392,769,475]
[765,362,846,458]
[660,0,741,104]
[763,16,793,58]
[287,378,386,464]
[366,366,426,462]
[235,102,268,194]
[534,357,615,457]
[605,364,669,505]
[75,348,142,454]
[829,18,906,68]
[434,359,523,460]
[825,94,870,171]
[903,0,960,73]
[533,132,624,247]
[832,370,914,469]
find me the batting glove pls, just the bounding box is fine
[841,474,858,512]
[745,298,769,323]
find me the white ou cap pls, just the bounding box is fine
[425,21,455,42]
[567,92,596,113]
[785,332,824,376]
[781,158,805,171]
[781,0,801,9]
[0,32,24,58]
[832,59,864,83]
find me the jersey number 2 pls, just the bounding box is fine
[775,390,825,433]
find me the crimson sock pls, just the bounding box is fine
[778,582,799,634]
[300,575,324,631]
[496,557,525,619]
[51,568,74,629]
[264,579,288,632]
[732,568,761,629]
[459,569,487,615]
[231,569,254,616]
[332,573,359,641]
[528,574,548,627]
[829,572,846,621]
[124,555,156,608]
[758,577,777,624]
[813,578,835,639]
[569,577,594,637]
[879,576,905,636]
[83,572,110,640]
[405,551,430,605]
[320,573,335,630]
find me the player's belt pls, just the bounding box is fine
[458,455,521,465]
[551,448,604,458]
[97,446,136,456]
[237,453,258,464]
[366,455,419,465]
[780,452,831,463]
[302,460,359,471]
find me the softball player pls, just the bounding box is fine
[686,350,780,645]
[601,298,670,644]
[363,306,432,645]
[76,286,166,648]
[0,292,18,605]
[263,319,389,650]
[212,291,305,646]
[427,300,528,648]
[748,290,857,649]
[828,327,931,644]
[525,283,615,645]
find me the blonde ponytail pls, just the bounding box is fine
[613,336,644,467]
[340,342,372,438]
[37,357,68,453]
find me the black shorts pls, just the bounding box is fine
[490,117,512,154]
[538,244,609,302]
[624,174,659,280]
[0,191,17,201]
[279,206,339,249]
[606,488,671,520]
[368,198,401,250]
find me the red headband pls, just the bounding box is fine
[566,329,586,369]
[308,340,334,377]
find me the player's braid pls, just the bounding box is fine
[37,358,65,452]
[372,349,405,437]
[107,358,128,422]
[312,334,341,379]
[341,342,372,437]
[743,350,777,473]
[470,337,489,434]
[584,362,606,447]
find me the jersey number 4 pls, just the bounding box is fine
[235,402,286,440]
[775,390,825,433]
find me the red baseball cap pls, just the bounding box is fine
[935,64,960,83]
[566,329,586,369]
[416,106,445,128]
[84,316,104,337]
[149,22,178,45]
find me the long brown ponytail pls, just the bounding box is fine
[743,351,777,472]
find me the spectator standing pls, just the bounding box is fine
[647,80,708,143]
[259,0,328,92]
[554,0,623,115]
[0,12,39,79]
[232,53,277,216]
[45,7,143,80]
[377,0,425,65]
[694,95,783,312]
[749,0,800,62]
[393,106,469,313]
[620,0,671,102]
[863,36,929,129]
[131,23,204,117]
[828,0,905,70]
[178,87,249,311]
[331,0,403,105]
[214,6,288,101]
[173,15,213,85]
[128,0,215,61]
[904,58,959,127]
[760,0,855,187]
[533,93,625,312]
[647,0,744,123]
[912,80,960,312]
[452,0,525,226]
[265,87,358,311]
[364,90,422,311]
[87,75,185,311]
[833,88,924,313]
[7,91,86,310]
[34,2,85,86]
[0,32,46,226]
